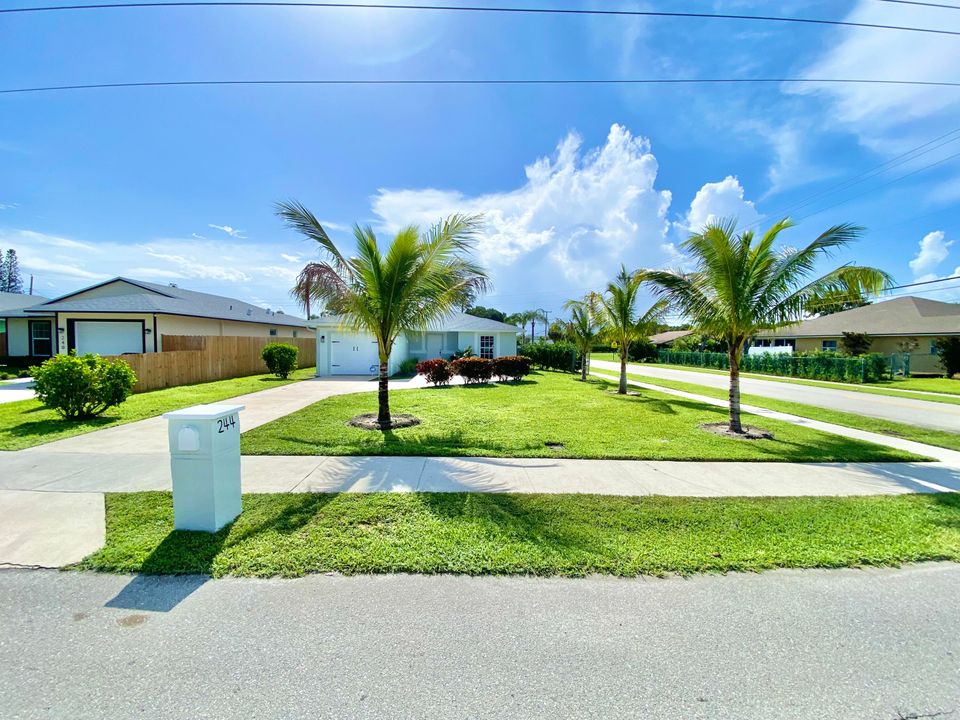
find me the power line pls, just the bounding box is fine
[4,77,960,96]
[874,0,960,9]
[4,1,960,37]
[791,148,960,224]
[741,127,960,232]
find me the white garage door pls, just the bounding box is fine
[74,321,144,356]
[330,331,379,375]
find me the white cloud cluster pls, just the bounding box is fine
[208,224,246,239]
[372,124,672,288]
[684,175,761,234]
[909,230,953,280]
[791,1,960,151]
[907,229,960,301]
[5,229,305,312]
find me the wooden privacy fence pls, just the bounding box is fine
[109,335,316,393]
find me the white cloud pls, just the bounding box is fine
[207,224,246,239]
[684,175,761,234]
[372,123,673,291]
[0,202,18,210]
[0,228,309,311]
[319,220,349,232]
[790,1,960,151]
[280,253,301,263]
[909,230,953,279]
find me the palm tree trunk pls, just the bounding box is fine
[728,348,743,433]
[618,348,628,394]
[377,360,391,428]
[581,347,588,381]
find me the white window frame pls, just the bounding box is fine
[479,334,495,359]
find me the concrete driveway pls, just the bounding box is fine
[2,565,958,719]
[0,378,34,405]
[593,359,960,432]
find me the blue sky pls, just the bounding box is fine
[1,0,959,318]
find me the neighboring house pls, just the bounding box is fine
[0,292,49,357]
[648,329,694,347]
[755,296,960,375]
[313,312,519,376]
[0,277,313,360]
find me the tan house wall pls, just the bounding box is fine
[64,280,153,301]
[789,335,946,375]
[156,315,311,348]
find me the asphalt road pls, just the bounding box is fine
[593,359,960,432]
[1,566,958,719]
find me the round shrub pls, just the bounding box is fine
[491,355,531,382]
[261,342,299,379]
[451,356,494,384]
[416,358,453,386]
[32,353,137,420]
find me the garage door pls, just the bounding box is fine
[74,321,144,356]
[330,331,379,375]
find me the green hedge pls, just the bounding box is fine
[519,340,578,373]
[658,350,893,383]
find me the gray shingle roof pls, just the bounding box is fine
[759,296,960,338]
[313,311,518,333]
[0,292,49,314]
[20,278,310,328]
[649,329,694,346]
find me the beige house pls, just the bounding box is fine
[755,296,960,375]
[0,277,313,361]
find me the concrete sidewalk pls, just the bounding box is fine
[591,369,960,466]
[593,358,960,432]
[4,371,960,569]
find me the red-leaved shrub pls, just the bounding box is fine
[491,355,531,382]
[451,356,493,384]
[416,358,453,386]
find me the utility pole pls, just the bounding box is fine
[29,275,34,295]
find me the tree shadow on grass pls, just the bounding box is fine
[416,492,600,565]
[4,415,118,440]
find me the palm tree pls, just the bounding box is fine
[291,262,327,319]
[593,266,668,394]
[277,201,490,428]
[564,295,601,381]
[644,218,890,433]
[508,310,535,344]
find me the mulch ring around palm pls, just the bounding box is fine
[347,413,421,431]
[700,422,774,440]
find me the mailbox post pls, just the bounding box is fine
[163,403,245,532]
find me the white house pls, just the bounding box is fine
[0,277,313,360]
[313,312,519,376]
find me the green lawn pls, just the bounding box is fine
[77,491,960,577]
[613,371,960,453]
[241,370,921,462]
[591,355,960,405]
[0,367,316,451]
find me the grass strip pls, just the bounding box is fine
[0,367,316,451]
[77,491,960,578]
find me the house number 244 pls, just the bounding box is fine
[217,415,238,434]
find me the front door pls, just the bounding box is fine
[426,333,444,358]
[29,320,53,357]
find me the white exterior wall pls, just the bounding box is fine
[5,318,30,356]
[313,325,409,377]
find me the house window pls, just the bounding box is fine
[931,341,939,355]
[269,328,278,337]
[29,321,52,357]
[480,335,495,359]
[822,340,837,351]
[293,330,298,338]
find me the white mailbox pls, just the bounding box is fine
[163,403,245,532]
